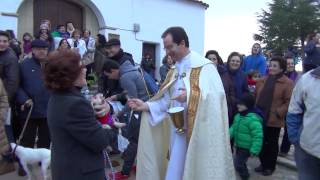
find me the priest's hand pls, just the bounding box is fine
[128,98,149,112]
[171,88,187,102]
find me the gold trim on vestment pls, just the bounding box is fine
[151,68,177,101]
[160,68,175,90]
[187,67,202,143]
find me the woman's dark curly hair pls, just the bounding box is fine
[270,56,287,73]
[44,50,82,91]
[205,50,224,65]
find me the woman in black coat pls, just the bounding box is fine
[44,50,112,180]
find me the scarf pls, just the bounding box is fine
[227,65,244,99]
[256,73,283,124]
[285,71,298,82]
[110,49,124,62]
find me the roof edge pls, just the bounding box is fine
[187,0,209,9]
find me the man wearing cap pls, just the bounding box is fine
[104,39,149,179]
[16,40,51,160]
[106,38,135,66]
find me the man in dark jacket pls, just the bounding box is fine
[16,39,51,151]
[0,31,19,147]
[0,31,19,104]
[104,40,148,179]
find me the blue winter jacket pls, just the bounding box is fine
[16,57,51,119]
[242,54,267,76]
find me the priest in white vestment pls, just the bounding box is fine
[128,27,235,180]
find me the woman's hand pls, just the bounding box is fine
[106,95,117,102]
[127,98,149,112]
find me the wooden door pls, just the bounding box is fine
[33,0,83,35]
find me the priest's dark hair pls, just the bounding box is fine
[102,60,120,73]
[162,26,189,48]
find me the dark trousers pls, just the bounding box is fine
[280,126,291,154]
[11,105,22,142]
[259,126,281,171]
[20,118,50,149]
[121,112,140,175]
[234,147,250,179]
[295,144,320,180]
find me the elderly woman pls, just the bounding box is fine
[255,56,294,176]
[206,50,236,125]
[225,52,249,119]
[279,56,301,156]
[44,50,112,180]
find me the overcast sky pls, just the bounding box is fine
[203,0,271,61]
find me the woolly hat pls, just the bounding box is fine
[40,23,49,30]
[238,93,255,109]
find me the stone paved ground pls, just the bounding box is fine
[0,155,297,180]
[1,114,297,180]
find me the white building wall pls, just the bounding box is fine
[0,0,22,37]
[92,0,206,77]
[1,0,206,78]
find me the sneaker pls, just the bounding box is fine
[254,165,263,173]
[262,169,274,176]
[110,171,129,180]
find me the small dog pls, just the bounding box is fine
[10,143,51,180]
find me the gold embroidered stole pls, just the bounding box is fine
[151,68,177,101]
[187,67,202,143]
[150,66,202,143]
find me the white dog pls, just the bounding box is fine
[10,143,51,180]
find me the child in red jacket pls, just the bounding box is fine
[247,71,261,94]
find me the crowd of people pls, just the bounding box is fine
[0,18,319,180]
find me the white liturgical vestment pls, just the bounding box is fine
[147,53,191,180]
[136,51,236,180]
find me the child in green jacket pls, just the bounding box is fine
[230,93,263,180]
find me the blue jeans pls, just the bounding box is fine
[295,144,320,180]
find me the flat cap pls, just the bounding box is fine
[31,39,49,48]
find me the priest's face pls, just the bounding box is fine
[163,34,185,62]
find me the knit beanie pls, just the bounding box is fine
[238,93,255,109]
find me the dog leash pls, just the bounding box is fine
[12,104,34,156]
[103,149,115,180]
